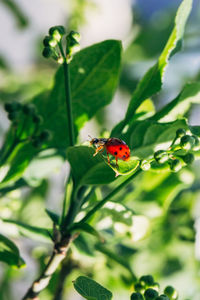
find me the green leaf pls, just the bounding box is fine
[128,119,188,158]
[112,0,192,135]
[34,40,122,149]
[73,276,113,300]
[0,233,25,268]
[66,146,116,186]
[45,209,60,225]
[109,156,139,176]
[2,219,51,242]
[0,143,36,186]
[152,82,200,121]
[70,222,104,242]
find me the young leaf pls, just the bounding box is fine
[112,0,192,135]
[152,82,200,122]
[0,143,36,186]
[45,209,60,225]
[0,233,25,268]
[2,219,52,242]
[73,276,113,300]
[70,222,104,242]
[108,156,139,176]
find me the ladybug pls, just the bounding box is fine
[90,137,130,167]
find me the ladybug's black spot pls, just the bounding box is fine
[119,147,122,150]
[114,151,118,155]
[125,151,128,154]
[123,155,126,158]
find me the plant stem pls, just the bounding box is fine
[63,61,75,147]
[79,168,142,224]
[22,235,75,300]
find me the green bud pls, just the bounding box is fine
[191,135,200,150]
[169,159,182,172]
[139,275,154,287]
[134,283,145,294]
[33,114,43,124]
[43,35,57,47]
[69,30,81,42]
[156,296,169,300]
[131,292,144,300]
[39,130,52,142]
[176,128,186,138]
[32,139,43,148]
[149,283,159,292]
[67,36,80,54]
[8,111,19,121]
[182,153,194,165]
[154,150,169,164]
[180,135,195,150]
[42,46,54,58]
[4,101,21,112]
[49,25,65,42]
[22,104,37,116]
[140,160,151,171]
[144,288,158,300]
[164,286,178,300]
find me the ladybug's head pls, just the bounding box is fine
[90,137,99,146]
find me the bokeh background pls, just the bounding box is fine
[0,0,200,299]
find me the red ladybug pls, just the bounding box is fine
[90,137,130,167]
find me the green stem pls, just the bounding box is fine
[79,168,142,224]
[0,139,18,167]
[63,61,75,146]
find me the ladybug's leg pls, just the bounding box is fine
[93,145,104,157]
[115,156,118,169]
[106,152,110,164]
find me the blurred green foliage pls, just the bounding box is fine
[0,0,200,300]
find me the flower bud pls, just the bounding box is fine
[140,160,151,171]
[49,25,65,42]
[131,292,144,300]
[134,283,145,294]
[191,135,200,150]
[182,153,194,165]
[8,111,19,121]
[169,159,182,172]
[32,139,43,148]
[154,150,169,164]
[144,288,158,300]
[33,114,43,124]
[4,101,21,112]
[22,104,37,116]
[139,275,154,287]
[43,35,57,47]
[42,46,54,58]
[69,30,81,42]
[164,286,178,300]
[176,128,186,138]
[180,135,195,150]
[39,130,52,142]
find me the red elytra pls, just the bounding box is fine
[90,137,130,167]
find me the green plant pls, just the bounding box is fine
[0,0,200,299]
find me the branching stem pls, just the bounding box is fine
[22,235,75,300]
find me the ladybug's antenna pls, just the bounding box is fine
[87,135,92,142]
